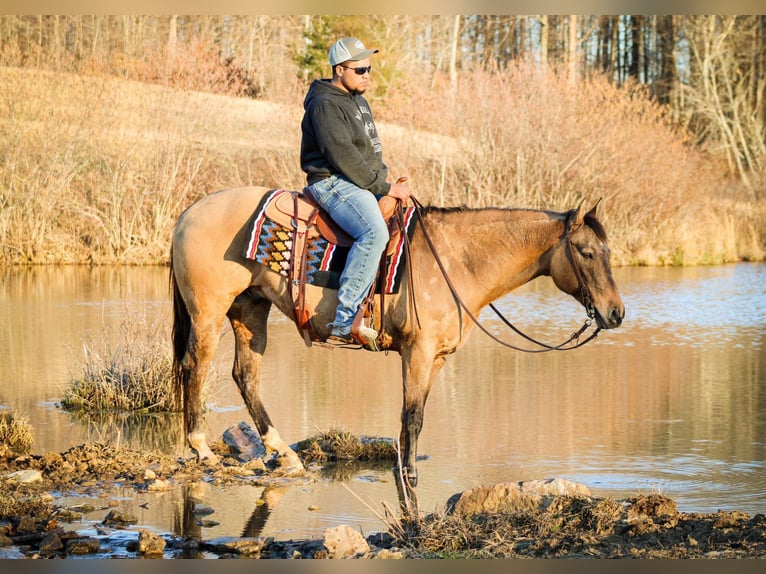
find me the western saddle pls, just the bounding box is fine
[263,188,406,348]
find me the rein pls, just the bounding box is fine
[405,196,601,353]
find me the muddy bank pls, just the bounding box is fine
[1,442,765,559]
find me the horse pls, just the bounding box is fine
[170,186,624,485]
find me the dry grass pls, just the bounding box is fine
[61,310,218,414]
[398,496,621,558]
[0,410,34,455]
[0,61,763,267]
[0,66,301,265]
[0,491,54,522]
[295,428,397,462]
[382,63,765,266]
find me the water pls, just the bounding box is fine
[0,263,764,542]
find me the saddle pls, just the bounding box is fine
[263,189,407,348]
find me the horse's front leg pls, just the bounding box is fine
[227,294,304,475]
[399,346,446,486]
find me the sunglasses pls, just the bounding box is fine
[341,65,372,75]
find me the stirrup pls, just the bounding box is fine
[351,325,380,351]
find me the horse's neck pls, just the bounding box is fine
[433,208,563,305]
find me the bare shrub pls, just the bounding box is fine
[295,428,396,462]
[0,410,34,455]
[382,61,763,265]
[62,310,219,414]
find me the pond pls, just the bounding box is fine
[0,263,764,542]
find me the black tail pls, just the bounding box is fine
[169,249,190,412]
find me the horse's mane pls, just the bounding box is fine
[418,204,608,240]
[584,212,607,241]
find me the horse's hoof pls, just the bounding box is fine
[200,453,220,466]
[276,453,305,476]
[393,464,418,487]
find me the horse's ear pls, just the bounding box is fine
[567,199,587,234]
[587,198,603,220]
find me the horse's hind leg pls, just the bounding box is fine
[227,292,304,475]
[182,317,225,464]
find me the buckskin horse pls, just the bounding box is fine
[170,186,624,485]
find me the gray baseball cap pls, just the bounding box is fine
[328,37,379,67]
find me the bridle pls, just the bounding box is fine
[404,197,601,353]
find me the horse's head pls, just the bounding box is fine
[549,199,624,330]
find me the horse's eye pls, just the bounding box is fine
[580,249,595,261]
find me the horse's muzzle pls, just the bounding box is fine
[595,304,624,330]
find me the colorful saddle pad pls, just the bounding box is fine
[243,189,417,294]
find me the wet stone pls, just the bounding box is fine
[102,509,137,527]
[147,478,171,491]
[6,469,42,483]
[204,536,269,556]
[137,529,166,556]
[38,531,63,554]
[322,524,370,558]
[65,537,101,555]
[193,503,215,516]
[17,516,36,534]
[222,422,266,461]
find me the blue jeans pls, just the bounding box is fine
[306,176,389,334]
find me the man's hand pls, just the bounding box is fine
[388,177,412,202]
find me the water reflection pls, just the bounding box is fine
[177,482,289,540]
[68,411,185,454]
[1,263,765,541]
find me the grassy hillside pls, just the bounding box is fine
[0,65,763,266]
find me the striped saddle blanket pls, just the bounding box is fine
[243,189,417,294]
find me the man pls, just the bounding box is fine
[300,37,412,349]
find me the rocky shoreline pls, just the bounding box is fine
[1,442,765,559]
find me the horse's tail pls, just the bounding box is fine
[169,248,190,413]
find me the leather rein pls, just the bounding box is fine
[402,196,601,353]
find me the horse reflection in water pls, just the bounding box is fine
[179,482,289,541]
[170,186,624,486]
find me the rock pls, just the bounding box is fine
[38,531,63,554]
[147,478,171,491]
[16,515,36,533]
[193,503,215,516]
[322,524,370,559]
[205,536,269,556]
[6,469,42,483]
[143,469,156,481]
[65,537,100,554]
[222,422,266,461]
[102,509,137,527]
[137,529,166,556]
[447,478,591,517]
[373,548,405,559]
[243,458,267,472]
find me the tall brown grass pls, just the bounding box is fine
[381,62,765,266]
[0,59,763,266]
[61,310,219,413]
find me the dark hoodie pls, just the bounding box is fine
[300,79,391,196]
